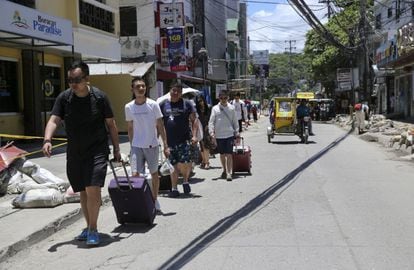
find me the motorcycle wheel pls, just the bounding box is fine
[304,129,309,144]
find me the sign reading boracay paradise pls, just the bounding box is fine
[0,0,73,45]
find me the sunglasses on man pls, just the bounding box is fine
[68,76,86,84]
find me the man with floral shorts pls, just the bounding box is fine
[159,82,198,198]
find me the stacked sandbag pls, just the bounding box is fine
[12,188,64,208]
[8,160,71,208]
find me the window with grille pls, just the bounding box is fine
[0,60,19,113]
[79,0,114,33]
[388,7,392,18]
[120,6,137,36]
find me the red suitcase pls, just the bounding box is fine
[232,137,252,175]
[108,161,156,225]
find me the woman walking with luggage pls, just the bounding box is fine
[208,90,240,181]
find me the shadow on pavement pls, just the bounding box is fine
[157,129,353,270]
[47,233,121,252]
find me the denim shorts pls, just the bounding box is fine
[216,136,234,154]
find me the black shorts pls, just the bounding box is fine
[67,153,108,192]
[216,137,234,154]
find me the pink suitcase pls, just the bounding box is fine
[232,137,252,175]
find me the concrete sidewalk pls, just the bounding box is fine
[0,138,132,263]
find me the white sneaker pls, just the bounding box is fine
[154,200,161,212]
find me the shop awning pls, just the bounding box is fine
[88,62,155,77]
[157,69,208,84]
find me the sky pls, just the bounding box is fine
[246,0,329,54]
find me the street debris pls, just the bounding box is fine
[335,114,414,156]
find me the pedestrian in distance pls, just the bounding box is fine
[195,95,213,169]
[125,77,169,213]
[230,92,248,133]
[208,90,240,181]
[354,101,368,134]
[159,82,198,198]
[42,61,121,246]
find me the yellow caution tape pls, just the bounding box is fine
[0,136,68,168]
[0,134,67,141]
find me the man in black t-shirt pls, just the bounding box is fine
[42,61,120,246]
[159,82,198,198]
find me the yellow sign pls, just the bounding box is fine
[296,92,314,99]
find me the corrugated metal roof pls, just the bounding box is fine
[88,62,154,77]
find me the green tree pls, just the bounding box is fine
[303,1,362,96]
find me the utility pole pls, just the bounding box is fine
[319,0,332,18]
[285,40,296,91]
[359,0,369,103]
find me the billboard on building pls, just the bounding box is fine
[167,27,186,72]
[159,3,184,29]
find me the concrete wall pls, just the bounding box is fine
[89,74,132,133]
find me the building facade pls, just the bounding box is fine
[373,0,414,118]
[0,0,121,136]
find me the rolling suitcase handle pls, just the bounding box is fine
[235,136,245,154]
[109,159,133,190]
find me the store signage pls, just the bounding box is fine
[397,22,414,56]
[337,68,352,91]
[159,3,184,29]
[375,37,397,64]
[252,50,269,65]
[0,1,73,45]
[167,27,186,72]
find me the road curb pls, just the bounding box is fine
[0,194,112,264]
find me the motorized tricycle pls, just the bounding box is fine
[267,93,314,144]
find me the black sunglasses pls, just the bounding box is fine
[68,76,85,84]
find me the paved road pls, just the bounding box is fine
[3,118,414,270]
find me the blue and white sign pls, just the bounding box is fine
[0,1,73,45]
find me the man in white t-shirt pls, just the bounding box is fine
[125,78,169,212]
[231,92,248,133]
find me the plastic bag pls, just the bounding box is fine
[159,159,174,176]
[195,118,203,141]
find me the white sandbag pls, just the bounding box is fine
[63,186,80,203]
[19,161,39,176]
[17,182,62,194]
[31,167,67,185]
[12,188,64,208]
[7,171,34,194]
